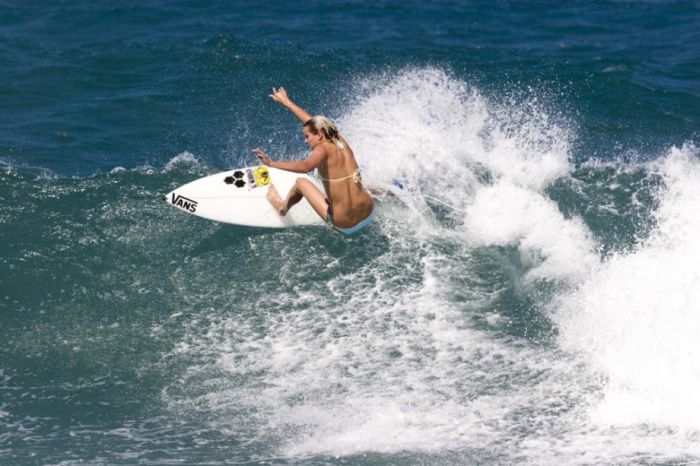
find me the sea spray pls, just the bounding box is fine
[465,182,597,282]
[340,68,595,283]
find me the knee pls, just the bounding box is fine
[294,177,312,191]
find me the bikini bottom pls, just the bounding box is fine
[324,201,376,235]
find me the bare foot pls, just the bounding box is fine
[266,184,287,216]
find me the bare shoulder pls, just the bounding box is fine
[301,144,326,170]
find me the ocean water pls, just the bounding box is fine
[1,1,699,464]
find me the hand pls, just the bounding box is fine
[252,148,272,166]
[269,87,291,106]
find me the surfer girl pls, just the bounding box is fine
[253,87,375,235]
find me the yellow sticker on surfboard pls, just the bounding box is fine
[253,166,270,187]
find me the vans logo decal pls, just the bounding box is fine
[171,193,198,213]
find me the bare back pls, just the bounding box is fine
[317,139,373,228]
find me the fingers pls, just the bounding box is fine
[252,148,269,164]
[269,87,288,101]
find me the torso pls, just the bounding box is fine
[317,140,373,228]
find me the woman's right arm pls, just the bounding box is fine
[252,146,326,173]
[270,87,311,123]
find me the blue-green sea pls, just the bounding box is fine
[2,2,700,464]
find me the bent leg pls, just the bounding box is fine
[266,178,329,220]
[288,178,329,219]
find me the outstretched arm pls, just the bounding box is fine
[270,87,311,123]
[252,146,326,173]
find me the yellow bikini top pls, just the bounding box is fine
[317,167,363,183]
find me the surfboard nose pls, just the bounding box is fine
[163,190,174,204]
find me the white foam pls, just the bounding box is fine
[464,181,597,282]
[0,157,58,179]
[160,68,700,463]
[163,151,200,171]
[556,144,700,433]
[166,247,572,459]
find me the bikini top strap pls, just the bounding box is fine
[317,168,362,183]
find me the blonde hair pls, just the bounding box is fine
[303,116,345,149]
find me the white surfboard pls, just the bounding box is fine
[164,165,324,228]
